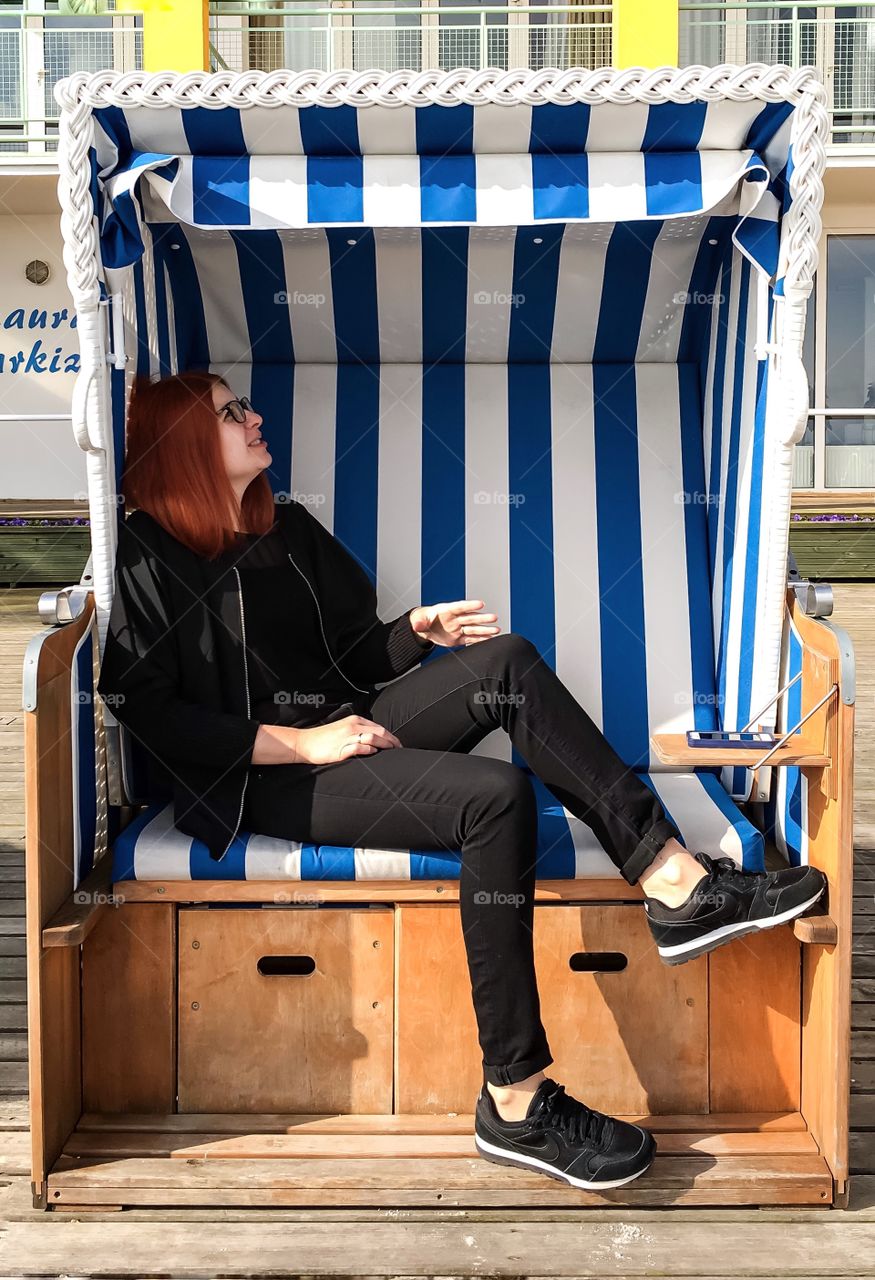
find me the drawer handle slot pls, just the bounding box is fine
[257,955,316,977]
[569,951,628,972]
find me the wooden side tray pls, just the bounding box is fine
[650,734,830,768]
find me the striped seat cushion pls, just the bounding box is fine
[111,768,764,882]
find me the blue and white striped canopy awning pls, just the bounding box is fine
[92,96,796,285]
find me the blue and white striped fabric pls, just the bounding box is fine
[108,358,725,775]
[110,219,768,370]
[71,616,98,889]
[105,149,776,264]
[701,250,773,804]
[92,97,794,280]
[91,90,805,881]
[112,767,764,882]
[93,97,795,160]
[108,223,781,782]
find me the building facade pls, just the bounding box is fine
[0,0,872,501]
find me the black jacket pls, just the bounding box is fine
[97,499,436,861]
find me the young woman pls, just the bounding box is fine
[98,371,827,1192]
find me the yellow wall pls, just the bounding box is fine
[115,0,210,73]
[612,0,680,68]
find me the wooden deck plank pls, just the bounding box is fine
[7,1219,875,1277]
[61,1129,820,1162]
[45,1153,833,1208]
[76,1110,810,1135]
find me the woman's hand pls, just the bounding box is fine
[253,717,402,766]
[409,600,501,648]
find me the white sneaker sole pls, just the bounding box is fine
[655,886,826,964]
[473,1131,654,1190]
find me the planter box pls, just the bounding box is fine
[0,526,90,586]
[789,520,875,581]
[3,520,868,585]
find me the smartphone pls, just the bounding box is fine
[686,730,782,749]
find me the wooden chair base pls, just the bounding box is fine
[43,1112,834,1208]
[37,855,845,1210]
[25,591,852,1213]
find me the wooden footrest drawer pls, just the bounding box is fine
[177,907,394,1114]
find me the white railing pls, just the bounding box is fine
[0,7,142,156]
[209,2,612,75]
[680,3,875,145]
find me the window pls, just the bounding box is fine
[793,299,816,489]
[679,4,875,144]
[793,234,875,491]
[825,235,875,487]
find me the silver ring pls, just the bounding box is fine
[358,732,363,742]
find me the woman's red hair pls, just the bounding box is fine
[121,371,276,559]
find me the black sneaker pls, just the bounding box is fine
[644,850,828,966]
[474,1076,656,1190]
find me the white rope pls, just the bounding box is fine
[783,83,829,298]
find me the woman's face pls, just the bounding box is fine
[212,382,271,488]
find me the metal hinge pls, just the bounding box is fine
[98,293,128,369]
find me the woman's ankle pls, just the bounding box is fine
[486,1070,546,1121]
[639,839,708,906]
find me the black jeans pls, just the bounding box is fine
[242,633,682,1086]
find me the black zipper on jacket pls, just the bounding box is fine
[218,565,252,861]
[217,550,368,860]
[286,551,371,696]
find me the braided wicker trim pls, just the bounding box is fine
[54,64,827,110]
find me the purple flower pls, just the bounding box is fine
[0,516,90,527]
[792,512,875,524]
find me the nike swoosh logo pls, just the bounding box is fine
[519,1132,563,1162]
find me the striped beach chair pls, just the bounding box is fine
[75,80,818,883]
[24,67,853,1210]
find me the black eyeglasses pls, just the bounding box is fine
[218,395,255,424]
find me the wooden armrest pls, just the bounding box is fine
[793,913,838,945]
[650,734,830,768]
[42,857,115,948]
